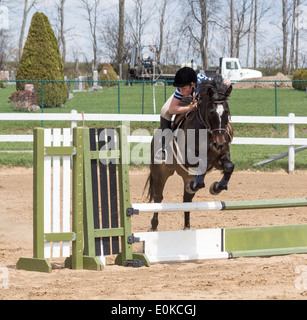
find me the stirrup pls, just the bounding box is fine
[154,148,167,164]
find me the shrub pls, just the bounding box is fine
[8,90,39,112]
[293,69,307,91]
[16,12,68,107]
[99,63,118,86]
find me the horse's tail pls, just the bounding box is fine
[143,171,154,203]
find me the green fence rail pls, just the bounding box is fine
[0,79,306,117]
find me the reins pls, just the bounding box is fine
[196,97,232,143]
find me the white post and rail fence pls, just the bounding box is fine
[1,110,307,172]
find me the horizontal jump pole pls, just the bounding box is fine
[132,198,307,213]
[253,145,307,166]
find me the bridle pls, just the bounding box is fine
[196,97,229,137]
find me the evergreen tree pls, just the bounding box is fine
[16,12,68,107]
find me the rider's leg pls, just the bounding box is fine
[154,96,174,163]
[154,116,172,162]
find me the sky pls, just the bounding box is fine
[2,0,307,68]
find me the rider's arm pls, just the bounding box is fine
[168,96,197,115]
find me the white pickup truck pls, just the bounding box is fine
[219,57,262,82]
[183,57,263,83]
[202,57,262,82]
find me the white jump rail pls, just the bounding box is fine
[1,111,307,172]
[43,128,72,259]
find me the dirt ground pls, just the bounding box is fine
[1,166,307,300]
[234,72,292,89]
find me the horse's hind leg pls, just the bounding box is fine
[149,168,173,231]
[210,159,234,195]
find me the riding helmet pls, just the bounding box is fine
[173,67,197,87]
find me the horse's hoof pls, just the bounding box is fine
[185,182,196,194]
[183,226,190,230]
[148,227,158,232]
[209,182,221,195]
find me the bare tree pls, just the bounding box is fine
[117,0,125,65]
[18,0,37,61]
[180,0,211,68]
[282,0,288,73]
[253,0,257,68]
[127,0,152,50]
[258,46,283,71]
[80,0,102,70]
[246,0,254,66]
[55,0,66,65]
[0,30,9,69]
[288,0,303,72]
[161,28,177,65]
[288,0,296,73]
[234,0,254,58]
[230,0,270,65]
[269,0,300,73]
[99,6,132,64]
[157,0,168,62]
[0,0,9,68]
[252,0,271,68]
[295,0,299,70]
[230,0,235,57]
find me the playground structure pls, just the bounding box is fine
[17,126,307,273]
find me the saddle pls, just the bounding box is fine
[172,112,192,131]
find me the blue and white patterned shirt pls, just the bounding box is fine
[197,73,211,86]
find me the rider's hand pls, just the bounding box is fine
[188,100,197,111]
[223,78,231,87]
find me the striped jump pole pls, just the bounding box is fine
[132,198,307,213]
[132,198,307,263]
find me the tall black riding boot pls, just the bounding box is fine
[154,117,172,163]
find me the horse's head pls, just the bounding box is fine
[197,75,232,153]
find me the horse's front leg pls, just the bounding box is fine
[151,212,159,231]
[185,174,206,194]
[210,159,234,195]
[181,175,198,229]
[183,188,196,230]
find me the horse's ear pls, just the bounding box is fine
[226,85,232,97]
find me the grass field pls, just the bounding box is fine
[1,82,307,116]
[1,139,306,172]
[1,82,307,170]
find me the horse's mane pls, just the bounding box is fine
[198,74,229,99]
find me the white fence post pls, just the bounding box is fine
[288,113,295,173]
[70,110,78,129]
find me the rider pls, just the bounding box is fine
[155,67,230,162]
[160,67,200,133]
